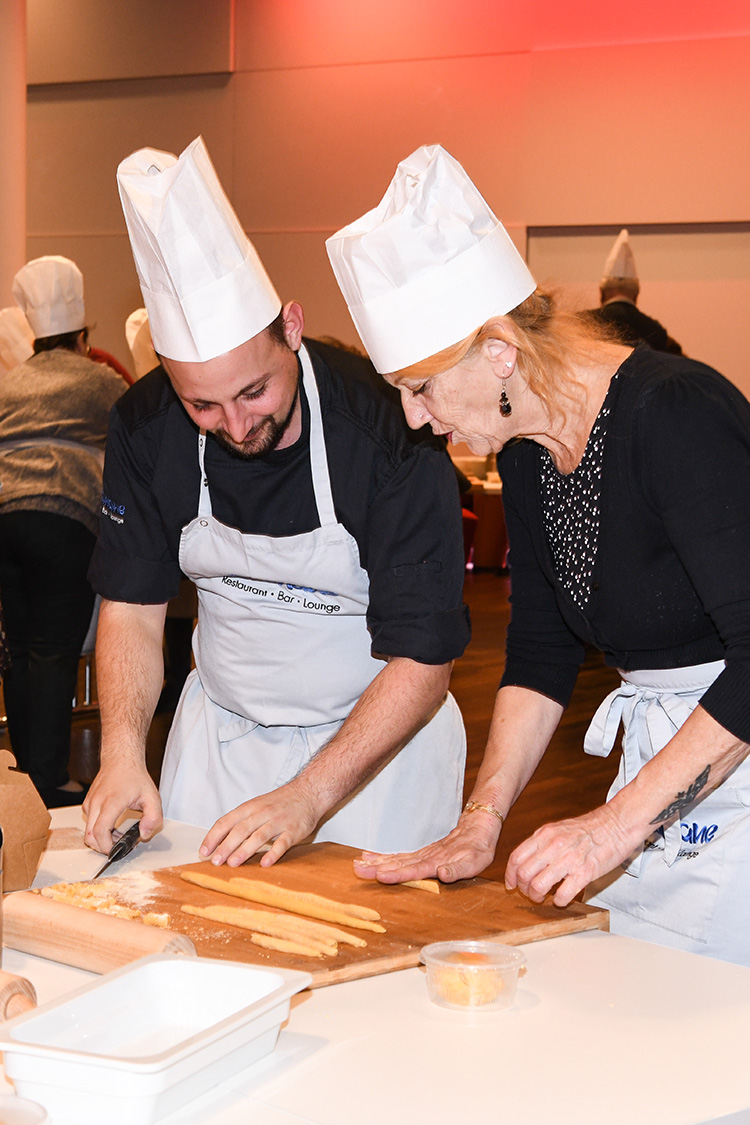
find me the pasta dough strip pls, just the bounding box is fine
[181,903,338,956]
[402,879,441,894]
[180,870,385,933]
[251,932,325,958]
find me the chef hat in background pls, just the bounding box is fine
[125,307,159,379]
[601,229,638,285]
[0,306,34,373]
[326,144,536,373]
[12,256,86,339]
[117,136,281,363]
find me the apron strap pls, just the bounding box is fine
[197,430,211,519]
[585,676,711,873]
[299,344,337,528]
[583,683,637,758]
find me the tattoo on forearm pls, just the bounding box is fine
[650,765,711,825]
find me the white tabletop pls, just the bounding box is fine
[3,809,749,1124]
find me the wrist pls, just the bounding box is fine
[463,799,505,826]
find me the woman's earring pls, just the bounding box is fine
[499,379,512,417]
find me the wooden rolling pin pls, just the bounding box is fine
[0,970,36,1019]
[3,891,196,973]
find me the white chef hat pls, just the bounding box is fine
[601,228,638,284]
[0,307,34,373]
[12,256,86,339]
[125,307,159,379]
[117,136,281,363]
[326,144,536,373]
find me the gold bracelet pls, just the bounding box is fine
[464,800,505,825]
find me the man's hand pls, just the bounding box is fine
[199,778,323,868]
[504,804,637,907]
[354,807,502,884]
[83,763,163,855]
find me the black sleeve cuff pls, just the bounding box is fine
[500,656,581,710]
[369,604,471,665]
[88,546,182,605]
[699,662,750,744]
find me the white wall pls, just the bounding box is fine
[21,0,750,389]
[528,225,750,397]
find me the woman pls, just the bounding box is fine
[0,256,123,807]
[327,144,750,965]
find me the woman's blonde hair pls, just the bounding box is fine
[393,289,618,422]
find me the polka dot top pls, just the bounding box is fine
[539,377,618,611]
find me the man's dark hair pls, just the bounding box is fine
[266,310,288,349]
[33,326,88,354]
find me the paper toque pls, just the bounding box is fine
[601,228,638,283]
[117,136,281,362]
[12,256,86,338]
[0,307,34,373]
[125,308,159,379]
[326,144,536,373]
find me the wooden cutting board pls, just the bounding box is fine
[93,841,608,987]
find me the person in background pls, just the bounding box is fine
[328,145,750,966]
[89,344,134,386]
[0,256,123,807]
[125,308,159,380]
[586,228,682,355]
[83,137,468,867]
[0,307,34,376]
[0,311,33,704]
[0,309,34,697]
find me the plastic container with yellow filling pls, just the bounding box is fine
[419,940,526,1011]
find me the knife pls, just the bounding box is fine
[92,821,143,879]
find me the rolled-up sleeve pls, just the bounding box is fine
[88,402,183,604]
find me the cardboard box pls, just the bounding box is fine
[0,750,51,891]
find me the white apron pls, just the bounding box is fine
[160,345,465,851]
[584,662,750,965]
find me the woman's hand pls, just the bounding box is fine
[354,809,502,884]
[505,803,639,906]
[199,779,323,868]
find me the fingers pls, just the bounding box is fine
[200,793,316,867]
[506,820,603,904]
[552,875,584,909]
[83,770,162,856]
[354,857,435,883]
[504,835,540,891]
[353,827,497,885]
[354,846,439,883]
[200,809,277,866]
[137,803,163,842]
[259,834,294,867]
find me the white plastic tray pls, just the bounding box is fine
[0,954,311,1124]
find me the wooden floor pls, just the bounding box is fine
[1,569,622,882]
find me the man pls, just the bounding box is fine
[83,137,469,867]
[587,229,682,355]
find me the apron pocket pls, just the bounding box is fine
[216,715,259,742]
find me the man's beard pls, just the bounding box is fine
[212,384,299,460]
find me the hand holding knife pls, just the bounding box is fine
[93,821,143,879]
